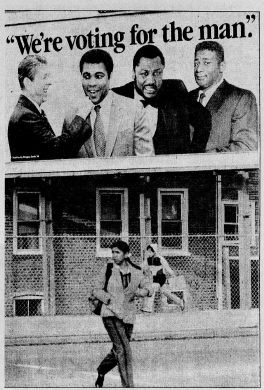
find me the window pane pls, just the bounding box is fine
[18,222,39,236]
[101,221,122,236]
[17,222,40,250]
[224,205,238,223]
[15,300,28,316]
[18,193,39,220]
[101,194,121,220]
[161,221,182,249]
[17,237,40,250]
[224,224,238,241]
[29,300,42,316]
[162,195,181,220]
[100,221,122,248]
[162,221,182,235]
[224,224,238,235]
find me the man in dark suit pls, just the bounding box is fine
[189,41,258,152]
[112,44,211,155]
[8,55,92,161]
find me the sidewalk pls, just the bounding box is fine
[5,309,259,346]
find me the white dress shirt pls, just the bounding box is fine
[198,77,224,107]
[134,89,157,155]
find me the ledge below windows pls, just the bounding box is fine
[5,152,259,179]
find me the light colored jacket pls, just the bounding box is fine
[62,91,153,157]
[93,261,153,324]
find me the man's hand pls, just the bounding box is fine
[77,97,93,120]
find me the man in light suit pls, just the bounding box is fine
[8,55,92,161]
[113,44,211,154]
[189,41,258,152]
[62,49,152,158]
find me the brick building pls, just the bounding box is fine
[5,153,259,320]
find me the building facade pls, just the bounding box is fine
[5,154,259,319]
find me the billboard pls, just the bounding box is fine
[5,11,259,161]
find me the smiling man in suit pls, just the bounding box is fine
[189,41,258,152]
[112,44,211,155]
[8,55,92,161]
[62,49,152,158]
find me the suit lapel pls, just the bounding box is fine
[105,95,121,157]
[206,80,228,113]
[80,113,96,157]
[19,95,42,117]
[19,95,56,137]
[190,89,199,101]
[112,266,124,290]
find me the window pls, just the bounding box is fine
[13,293,44,316]
[96,188,128,256]
[13,191,43,254]
[223,202,239,241]
[158,189,189,255]
[222,201,256,244]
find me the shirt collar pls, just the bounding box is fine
[114,262,131,274]
[135,88,145,104]
[199,77,224,100]
[21,92,42,113]
[92,90,112,112]
[134,87,159,108]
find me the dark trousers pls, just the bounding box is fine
[97,316,134,387]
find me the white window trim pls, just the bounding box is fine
[13,190,44,255]
[157,188,189,256]
[96,188,128,257]
[13,292,44,316]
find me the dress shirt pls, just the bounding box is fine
[135,89,157,154]
[90,90,112,136]
[197,77,224,107]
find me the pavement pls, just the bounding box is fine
[5,308,259,346]
[5,336,260,387]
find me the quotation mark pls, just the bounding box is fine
[246,14,256,37]
[6,35,15,44]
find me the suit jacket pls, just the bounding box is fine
[93,261,153,324]
[62,91,153,157]
[112,79,211,154]
[8,94,92,161]
[189,80,258,152]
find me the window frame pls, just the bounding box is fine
[222,200,256,245]
[96,188,128,257]
[13,292,44,316]
[13,190,44,255]
[157,188,189,256]
[222,201,239,243]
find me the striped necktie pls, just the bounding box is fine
[93,105,106,157]
[198,92,206,105]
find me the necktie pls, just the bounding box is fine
[93,105,106,157]
[198,92,206,105]
[41,109,47,120]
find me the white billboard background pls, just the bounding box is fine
[5,11,259,160]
